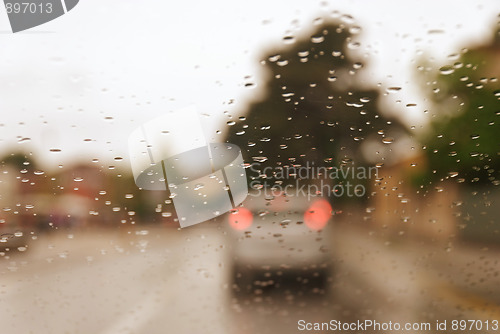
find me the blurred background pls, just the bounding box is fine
[0,1,499,333]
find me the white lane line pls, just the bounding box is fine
[99,252,185,334]
[99,286,172,334]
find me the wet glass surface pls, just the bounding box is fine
[0,1,499,333]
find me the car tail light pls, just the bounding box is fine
[304,199,332,230]
[228,207,253,230]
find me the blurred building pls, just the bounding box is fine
[372,155,459,241]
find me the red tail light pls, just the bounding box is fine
[228,207,253,230]
[304,199,332,230]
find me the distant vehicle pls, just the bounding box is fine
[226,190,334,294]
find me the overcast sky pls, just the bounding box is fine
[0,0,498,171]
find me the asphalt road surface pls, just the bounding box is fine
[0,224,498,334]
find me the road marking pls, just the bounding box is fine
[100,293,163,334]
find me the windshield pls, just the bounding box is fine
[0,1,499,333]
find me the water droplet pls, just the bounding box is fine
[312,17,324,25]
[340,14,355,24]
[49,148,62,153]
[439,65,454,75]
[428,29,445,34]
[283,35,295,44]
[277,60,288,67]
[227,121,235,126]
[73,177,84,182]
[347,102,364,108]
[347,41,360,49]
[268,54,280,62]
[349,26,362,34]
[353,62,363,70]
[382,137,394,144]
[18,138,31,143]
[311,35,325,43]
[386,87,402,93]
[252,156,268,163]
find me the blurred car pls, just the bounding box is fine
[226,189,334,294]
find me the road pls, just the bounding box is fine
[0,225,334,334]
[0,224,498,334]
[0,226,232,334]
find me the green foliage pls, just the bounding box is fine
[0,151,37,171]
[420,28,500,187]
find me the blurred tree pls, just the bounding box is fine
[0,151,38,172]
[418,26,500,187]
[226,20,406,187]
